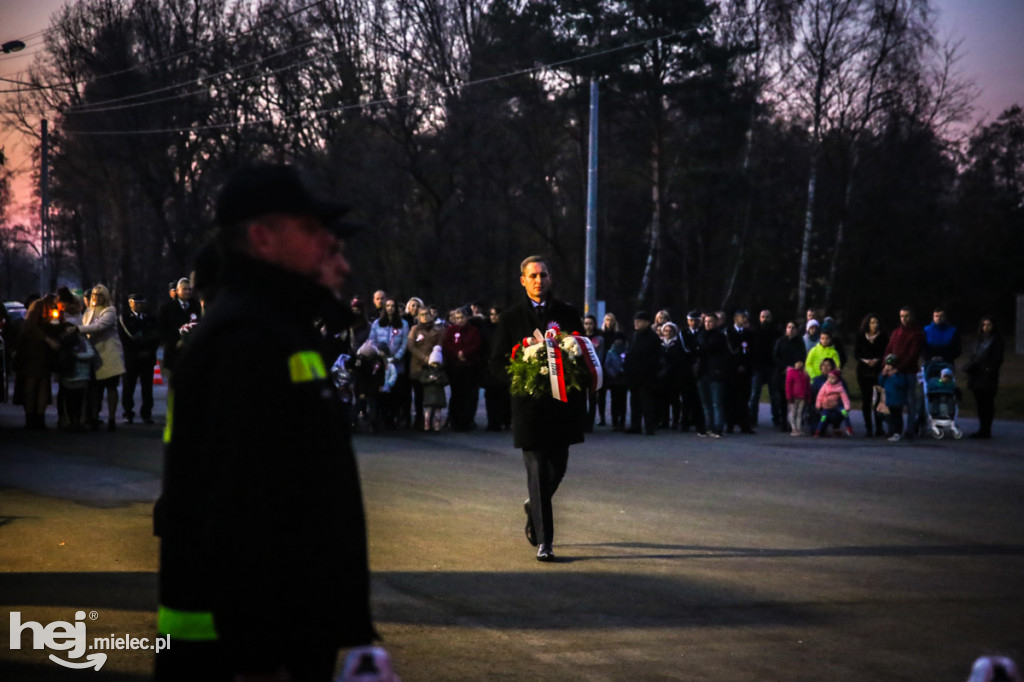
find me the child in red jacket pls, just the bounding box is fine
[785,360,811,436]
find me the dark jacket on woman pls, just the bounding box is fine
[966,333,1004,394]
[854,331,889,382]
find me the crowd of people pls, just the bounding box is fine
[0,284,1008,443]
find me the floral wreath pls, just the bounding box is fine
[507,322,603,401]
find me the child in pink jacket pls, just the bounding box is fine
[814,369,853,437]
[785,360,811,436]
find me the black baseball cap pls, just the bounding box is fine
[215,164,359,238]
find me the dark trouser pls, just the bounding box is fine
[629,383,657,433]
[448,367,478,431]
[679,376,704,432]
[973,388,996,436]
[88,375,121,424]
[815,408,845,435]
[596,387,608,424]
[122,362,155,420]
[857,374,879,435]
[728,370,753,431]
[697,378,726,434]
[522,446,570,547]
[412,378,425,429]
[889,407,904,437]
[394,370,412,426]
[57,385,87,429]
[609,386,628,429]
[748,366,778,426]
[485,384,510,430]
[657,380,681,428]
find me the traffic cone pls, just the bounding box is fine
[154,365,163,386]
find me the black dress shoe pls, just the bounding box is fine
[524,500,537,547]
[537,544,555,562]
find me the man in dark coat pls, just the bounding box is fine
[490,255,585,562]
[158,277,201,382]
[725,309,757,434]
[624,310,660,435]
[118,294,160,424]
[750,309,783,431]
[154,164,381,680]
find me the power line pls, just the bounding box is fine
[61,25,708,137]
[64,39,320,114]
[0,0,329,93]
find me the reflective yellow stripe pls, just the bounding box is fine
[163,389,174,444]
[157,605,218,641]
[288,351,326,383]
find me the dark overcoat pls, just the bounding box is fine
[490,296,586,450]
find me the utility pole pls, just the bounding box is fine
[39,118,49,292]
[584,79,599,317]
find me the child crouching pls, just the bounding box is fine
[814,369,853,437]
[419,345,449,432]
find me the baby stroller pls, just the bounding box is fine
[920,361,963,439]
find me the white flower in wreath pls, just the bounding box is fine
[523,343,546,361]
[560,336,582,358]
[540,366,549,375]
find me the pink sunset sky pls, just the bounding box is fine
[2,0,1023,223]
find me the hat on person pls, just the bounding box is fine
[807,319,820,329]
[821,318,836,334]
[662,322,679,336]
[634,310,652,322]
[215,164,359,238]
[686,309,702,320]
[613,330,627,342]
[829,369,842,379]
[941,368,954,378]
[429,345,443,365]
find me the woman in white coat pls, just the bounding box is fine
[79,284,126,431]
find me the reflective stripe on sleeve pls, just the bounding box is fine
[157,605,218,641]
[163,389,174,444]
[288,351,327,383]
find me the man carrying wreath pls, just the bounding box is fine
[490,255,587,562]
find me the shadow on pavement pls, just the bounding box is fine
[0,571,157,611]
[558,541,1024,561]
[375,569,816,630]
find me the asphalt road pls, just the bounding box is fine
[1,387,1022,681]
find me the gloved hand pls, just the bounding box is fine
[840,409,848,417]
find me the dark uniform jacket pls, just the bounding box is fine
[119,311,160,369]
[489,295,585,450]
[625,327,661,389]
[154,255,374,671]
[159,297,201,373]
